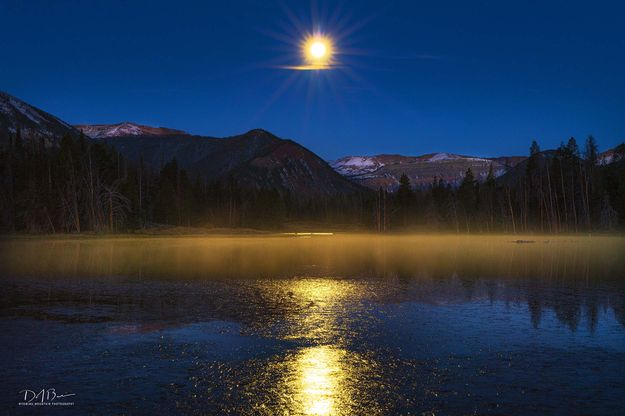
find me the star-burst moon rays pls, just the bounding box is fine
[250,2,382,126]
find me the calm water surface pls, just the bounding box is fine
[1,235,624,415]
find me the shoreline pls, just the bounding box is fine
[1,229,623,240]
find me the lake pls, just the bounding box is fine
[1,234,624,415]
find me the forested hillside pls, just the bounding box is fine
[0,130,371,233]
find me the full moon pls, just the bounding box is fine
[310,41,326,58]
[303,35,333,67]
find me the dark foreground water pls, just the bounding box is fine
[1,235,624,415]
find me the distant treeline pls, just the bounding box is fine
[0,130,370,233]
[0,130,623,233]
[380,137,625,233]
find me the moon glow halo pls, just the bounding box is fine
[282,34,335,70]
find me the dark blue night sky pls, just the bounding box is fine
[2,0,624,159]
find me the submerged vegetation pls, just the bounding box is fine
[0,130,623,233]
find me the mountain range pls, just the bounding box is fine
[331,153,527,190]
[0,91,81,145]
[98,128,364,195]
[1,91,621,193]
[0,92,362,196]
[75,122,188,139]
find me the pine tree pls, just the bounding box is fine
[585,136,598,166]
[583,135,600,230]
[396,173,412,206]
[458,168,478,232]
[395,173,413,227]
[525,140,544,230]
[484,164,497,231]
[566,137,580,158]
[530,140,540,156]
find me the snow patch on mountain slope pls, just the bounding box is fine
[426,153,489,162]
[330,156,384,176]
[427,152,457,162]
[76,122,189,139]
[599,154,614,165]
[106,123,144,137]
[597,151,622,165]
[8,96,46,125]
[1,92,73,131]
[341,156,378,167]
[77,122,146,138]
